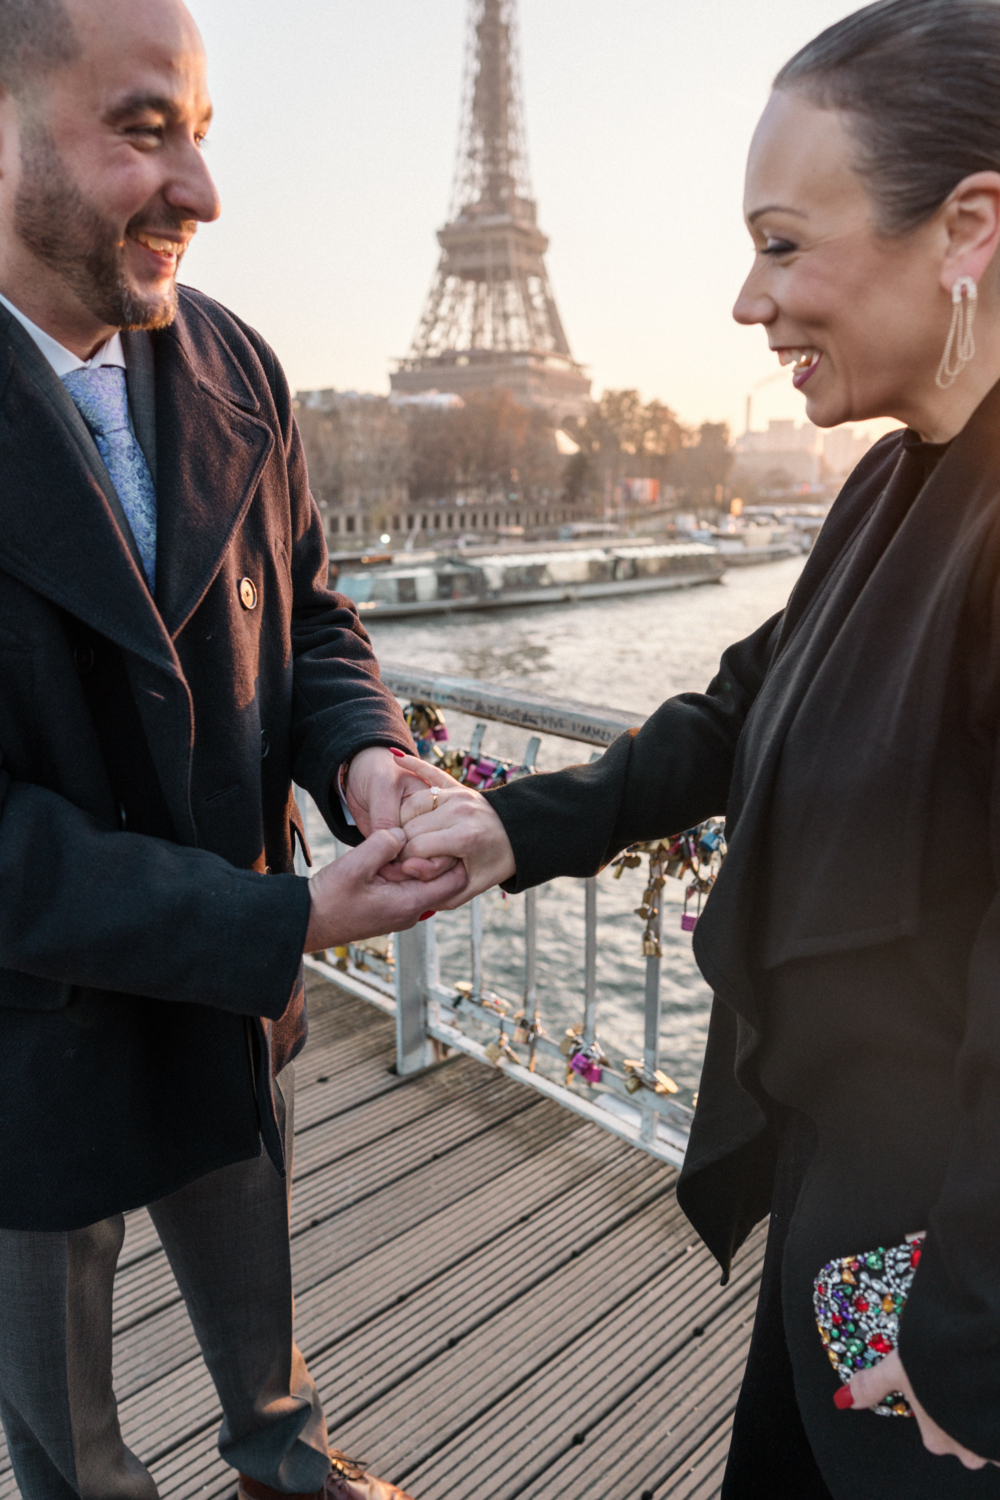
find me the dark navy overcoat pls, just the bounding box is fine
[0,290,410,1231]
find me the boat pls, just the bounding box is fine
[682,520,809,564]
[332,541,725,619]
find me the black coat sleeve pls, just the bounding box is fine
[486,611,782,891]
[230,316,416,842]
[899,667,1000,1455]
[0,759,313,1018]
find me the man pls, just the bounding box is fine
[0,0,465,1496]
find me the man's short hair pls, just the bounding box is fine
[0,0,80,99]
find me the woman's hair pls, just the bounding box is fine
[776,0,1000,234]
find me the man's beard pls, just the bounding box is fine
[14,116,189,331]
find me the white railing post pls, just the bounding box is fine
[583,876,598,1045]
[470,896,484,1003]
[395,920,437,1074]
[639,897,663,1145]
[524,886,538,1022]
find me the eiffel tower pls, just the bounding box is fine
[390,0,591,420]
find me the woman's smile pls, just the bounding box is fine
[775,346,823,386]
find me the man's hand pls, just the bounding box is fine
[303,827,467,952]
[843,1349,998,1469]
[342,747,456,882]
[391,753,517,904]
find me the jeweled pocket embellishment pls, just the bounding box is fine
[813,1233,925,1416]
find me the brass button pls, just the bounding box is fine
[239,577,258,611]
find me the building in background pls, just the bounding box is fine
[732,418,878,496]
[390,0,591,422]
[295,387,577,551]
[822,424,880,480]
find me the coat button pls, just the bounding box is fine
[239,578,258,610]
[260,731,270,759]
[74,642,95,677]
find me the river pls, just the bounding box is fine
[306,555,806,1102]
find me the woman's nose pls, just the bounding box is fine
[733,286,778,327]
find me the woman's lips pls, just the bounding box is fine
[776,347,823,389]
[792,354,821,389]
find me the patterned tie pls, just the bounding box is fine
[62,366,157,591]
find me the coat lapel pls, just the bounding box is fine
[694,380,1000,1045]
[151,307,275,639]
[121,328,157,483]
[0,311,176,675]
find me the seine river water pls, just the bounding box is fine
[306,555,806,1102]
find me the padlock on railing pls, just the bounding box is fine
[403,702,449,760]
[623,1060,679,1096]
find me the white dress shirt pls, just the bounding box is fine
[0,291,127,376]
[0,289,358,834]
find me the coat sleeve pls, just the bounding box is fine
[242,323,415,839]
[485,611,782,891]
[898,693,1000,1454]
[0,756,313,1017]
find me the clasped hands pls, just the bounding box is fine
[304,747,514,952]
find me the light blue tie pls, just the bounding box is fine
[62,366,157,591]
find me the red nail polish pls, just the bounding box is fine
[419,911,435,921]
[833,1386,855,1410]
[389,748,406,758]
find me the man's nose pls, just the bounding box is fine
[165,142,221,225]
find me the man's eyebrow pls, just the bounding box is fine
[103,93,213,127]
[747,204,808,226]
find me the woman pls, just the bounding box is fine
[388,1,1000,1493]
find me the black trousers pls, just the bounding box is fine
[722,1112,834,1500]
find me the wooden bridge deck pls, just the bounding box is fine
[0,974,765,1500]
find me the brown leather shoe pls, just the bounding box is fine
[238,1450,415,1500]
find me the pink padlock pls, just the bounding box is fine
[681,912,698,933]
[569,1051,602,1085]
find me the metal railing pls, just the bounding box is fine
[302,667,695,1169]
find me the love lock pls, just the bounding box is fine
[568,1044,605,1086]
[623,1060,679,1096]
[484,1030,522,1068]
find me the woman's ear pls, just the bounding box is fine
[939,170,1000,294]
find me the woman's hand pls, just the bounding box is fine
[303,827,468,951]
[843,1349,998,1469]
[390,753,516,904]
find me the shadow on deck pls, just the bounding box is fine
[0,974,765,1500]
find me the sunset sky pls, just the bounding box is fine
[182,0,867,439]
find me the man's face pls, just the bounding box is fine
[0,0,219,344]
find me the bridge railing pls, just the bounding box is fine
[301,664,695,1169]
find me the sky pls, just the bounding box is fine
[181,0,869,438]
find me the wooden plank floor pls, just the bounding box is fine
[0,974,765,1500]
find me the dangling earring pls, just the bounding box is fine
[936,275,978,389]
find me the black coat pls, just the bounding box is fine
[0,291,411,1232]
[489,381,1000,1477]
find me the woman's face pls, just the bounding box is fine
[734,89,946,429]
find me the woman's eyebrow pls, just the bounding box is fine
[747,204,808,225]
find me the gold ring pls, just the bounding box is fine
[431,787,438,812]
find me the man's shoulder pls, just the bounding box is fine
[170,286,285,404]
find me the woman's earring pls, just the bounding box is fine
[936,275,978,390]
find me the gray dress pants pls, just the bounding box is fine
[0,1065,332,1500]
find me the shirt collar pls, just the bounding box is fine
[0,291,126,377]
